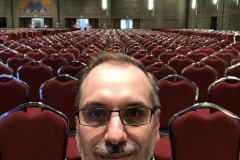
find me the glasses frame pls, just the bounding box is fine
[76,107,156,127]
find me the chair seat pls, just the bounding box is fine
[154,137,172,160]
[66,136,81,160]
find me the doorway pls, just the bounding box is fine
[210,17,217,30]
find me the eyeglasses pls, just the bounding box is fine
[76,107,155,127]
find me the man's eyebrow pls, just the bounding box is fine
[81,102,106,109]
[125,102,149,108]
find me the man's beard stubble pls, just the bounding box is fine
[76,129,157,160]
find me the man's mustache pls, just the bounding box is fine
[93,141,140,156]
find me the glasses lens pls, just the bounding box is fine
[121,107,152,125]
[79,108,109,126]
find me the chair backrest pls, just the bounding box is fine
[231,57,240,65]
[65,46,80,59]
[57,50,76,63]
[140,55,161,67]
[158,50,179,64]
[175,46,192,55]
[0,102,69,160]
[39,74,77,130]
[0,62,13,75]
[25,49,47,61]
[0,49,19,64]
[41,54,68,76]
[39,46,58,55]
[14,45,33,54]
[57,61,86,77]
[151,46,166,57]
[168,55,195,74]
[17,61,53,102]
[158,74,199,131]
[76,54,91,64]
[201,55,227,79]
[181,62,217,102]
[6,54,33,77]
[146,62,176,80]
[186,50,207,62]
[131,50,149,59]
[208,76,240,117]
[214,50,236,67]
[0,74,29,115]
[225,62,240,78]
[169,102,240,160]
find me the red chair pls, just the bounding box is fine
[51,43,65,52]
[58,61,86,77]
[0,102,69,160]
[140,55,161,67]
[231,57,240,65]
[208,76,240,117]
[175,46,192,55]
[146,43,159,53]
[0,62,13,75]
[131,50,149,59]
[159,50,179,64]
[8,42,21,49]
[158,74,199,132]
[225,63,240,78]
[154,137,172,160]
[127,45,143,55]
[41,54,68,77]
[186,51,207,62]
[66,137,81,160]
[155,74,198,160]
[6,54,33,77]
[146,62,176,80]
[0,49,19,64]
[28,42,45,50]
[199,47,215,56]
[214,50,236,67]
[65,45,80,59]
[17,61,53,102]
[39,46,58,55]
[76,54,91,64]
[14,45,33,54]
[201,55,227,79]
[73,42,86,53]
[25,49,48,61]
[181,62,217,102]
[223,46,239,57]
[0,74,29,115]
[39,74,77,130]
[151,46,167,57]
[58,50,76,63]
[81,48,98,56]
[169,102,240,160]
[168,55,195,74]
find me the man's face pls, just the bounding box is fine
[76,62,160,160]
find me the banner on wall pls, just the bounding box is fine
[18,0,52,14]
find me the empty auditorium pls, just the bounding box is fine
[0,0,240,160]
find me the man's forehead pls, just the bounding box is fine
[88,61,143,76]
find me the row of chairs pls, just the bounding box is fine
[155,73,240,160]
[158,74,240,132]
[0,101,79,160]
[1,101,239,160]
[0,74,80,159]
[0,74,77,130]
[154,102,240,160]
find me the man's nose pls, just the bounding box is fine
[104,113,127,145]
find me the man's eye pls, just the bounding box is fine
[125,108,143,117]
[89,110,107,118]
